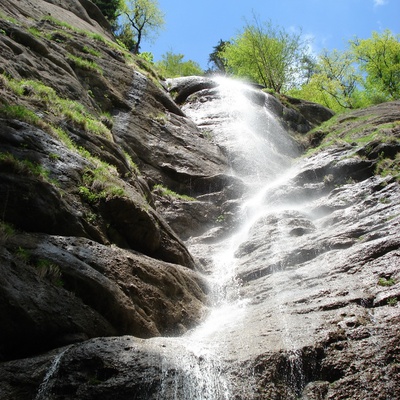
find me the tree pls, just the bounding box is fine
[219,16,310,93]
[91,0,122,26]
[119,0,165,54]
[289,30,400,112]
[114,22,136,52]
[208,39,229,74]
[350,30,400,101]
[289,49,360,112]
[155,52,203,78]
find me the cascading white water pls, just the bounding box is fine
[155,77,300,399]
[35,347,71,400]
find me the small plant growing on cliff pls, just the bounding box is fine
[79,162,127,204]
[152,184,195,201]
[0,11,18,25]
[2,76,113,140]
[123,151,140,175]
[35,258,63,286]
[216,214,226,223]
[67,54,103,75]
[375,153,400,182]
[0,152,53,182]
[82,45,101,57]
[378,277,396,287]
[387,297,398,306]
[0,221,14,245]
[150,111,168,126]
[0,104,41,126]
[16,247,31,263]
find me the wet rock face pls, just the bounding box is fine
[0,233,207,361]
[0,0,213,364]
[0,1,400,399]
[222,104,400,399]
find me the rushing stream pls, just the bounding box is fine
[153,77,301,399]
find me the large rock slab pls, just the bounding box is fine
[0,233,207,361]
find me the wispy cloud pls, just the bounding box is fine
[373,0,388,6]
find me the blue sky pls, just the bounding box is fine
[142,0,400,70]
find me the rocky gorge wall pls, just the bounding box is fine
[0,1,399,399]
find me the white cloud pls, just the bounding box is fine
[374,0,388,6]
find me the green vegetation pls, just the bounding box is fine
[213,16,399,112]
[305,114,400,152]
[91,0,121,25]
[41,15,132,60]
[153,184,195,201]
[219,15,308,93]
[0,104,42,126]
[79,162,127,204]
[216,214,226,223]
[378,277,396,287]
[14,246,63,286]
[35,258,63,286]
[387,297,398,306]
[375,153,400,181]
[123,151,140,175]
[82,45,101,57]
[150,111,168,125]
[0,11,18,25]
[156,51,203,78]
[118,0,165,54]
[289,30,400,112]
[0,152,53,182]
[1,76,113,140]
[0,76,129,203]
[47,30,73,42]
[0,221,14,244]
[67,53,103,74]
[303,114,400,181]
[16,246,31,263]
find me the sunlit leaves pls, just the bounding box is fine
[156,51,203,78]
[350,30,400,101]
[219,17,310,93]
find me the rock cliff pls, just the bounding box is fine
[0,1,399,399]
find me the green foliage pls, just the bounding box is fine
[79,162,126,204]
[290,49,359,112]
[82,45,101,57]
[153,184,195,201]
[387,297,398,306]
[375,153,400,181]
[67,54,103,74]
[290,30,400,111]
[208,39,228,74]
[123,151,140,175]
[0,221,14,244]
[28,27,42,38]
[351,30,400,101]
[16,247,31,263]
[138,52,154,63]
[91,0,122,25]
[2,76,112,139]
[0,11,19,25]
[219,16,309,93]
[0,152,52,181]
[115,22,136,51]
[35,259,63,286]
[0,104,41,125]
[119,0,165,54]
[41,15,130,58]
[41,15,76,31]
[156,51,203,78]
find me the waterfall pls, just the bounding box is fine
[35,347,71,400]
[154,77,301,399]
